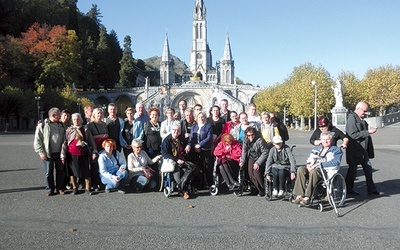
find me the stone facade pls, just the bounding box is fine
[78,0,259,116]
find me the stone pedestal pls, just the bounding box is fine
[331,106,348,133]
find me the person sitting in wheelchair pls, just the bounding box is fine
[292,131,343,205]
[213,133,242,190]
[265,136,296,198]
[161,124,198,199]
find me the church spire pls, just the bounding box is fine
[194,0,206,20]
[161,34,171,62]
[222,33,233,61]
[220,33,234,85]
[160,33,175,85]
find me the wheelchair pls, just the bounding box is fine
[160,164,176,198]
[265,145,296,201]
[297,149,347,217]
[164,173,176,198]
[161,161,197,198]
[307,167,347,216]
[264,168,294,201]
[209,159,247,197]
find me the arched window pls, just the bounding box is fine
[226,70,230,84]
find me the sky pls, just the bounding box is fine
[77,0,400,87]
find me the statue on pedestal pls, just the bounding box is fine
[331,80,343,107]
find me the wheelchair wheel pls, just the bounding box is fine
[264,177,272,201]
[328,173,347,207]
[209,185,218,196]
[233,184,244,197]
[164,186,171,198]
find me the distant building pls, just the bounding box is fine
[80,0,259,117]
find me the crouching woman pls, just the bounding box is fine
[98,139,128,193]
[127,139,162,191]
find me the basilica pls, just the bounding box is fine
[82,0,260,114]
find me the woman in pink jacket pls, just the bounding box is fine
[213,133,242,190]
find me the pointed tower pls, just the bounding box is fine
[160,34,175,85]
[189,0,212,81]
[220,34,234,85]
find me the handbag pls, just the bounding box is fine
[161,158,176,173]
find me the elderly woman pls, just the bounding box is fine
[160,107,180,140]
[231,112,251,144]
[213,133,242,190]
[127,139,162,191]
[144,107,162,158]
[265,135,296,198]
[98,139,128,193]
[86,108,109,191]
[185,111,213,189]
[222,111,240,135]
[61,113,97,195]
[259,111,280,146]
[240,126,269,196]
[162,124,198,199]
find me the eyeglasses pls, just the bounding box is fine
[246,134,255,137]
[358,107,368,113]
[133,146,142,149]
[318,125,327,128]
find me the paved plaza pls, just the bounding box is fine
[0,125,399,249]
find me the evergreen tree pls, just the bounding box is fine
[108,29,122,86]
[119,35,136,87]
[80,36,97,90]
[96,26,113,89]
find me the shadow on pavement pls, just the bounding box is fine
[0,168,38,173]
[0,186,46,194]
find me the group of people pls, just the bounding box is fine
[33,99,379,201]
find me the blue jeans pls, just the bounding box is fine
[43,153,65,192]
[132,175,156,190]
[101,169,128,190]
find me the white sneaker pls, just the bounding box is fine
[277,190,284,197]
[272,189,278,196]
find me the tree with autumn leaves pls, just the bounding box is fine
[255,63,400,129]
[0,1,116,129]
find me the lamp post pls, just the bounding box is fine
[35,96,41,122]
[311,80,317,130]
[77,99,81,114]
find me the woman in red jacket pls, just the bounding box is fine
[213,133,242,190]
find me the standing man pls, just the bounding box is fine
[193,104,203,118]
[178,99,187,120]
[247,103,261,127]
[220,99,231,122]
[134,102,150,123]
[34,107,66,196]
[105,103,124,152]
[345,102,379,196]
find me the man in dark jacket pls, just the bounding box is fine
[345,102,379,196]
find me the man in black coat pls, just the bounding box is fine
[345,102,379,196]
